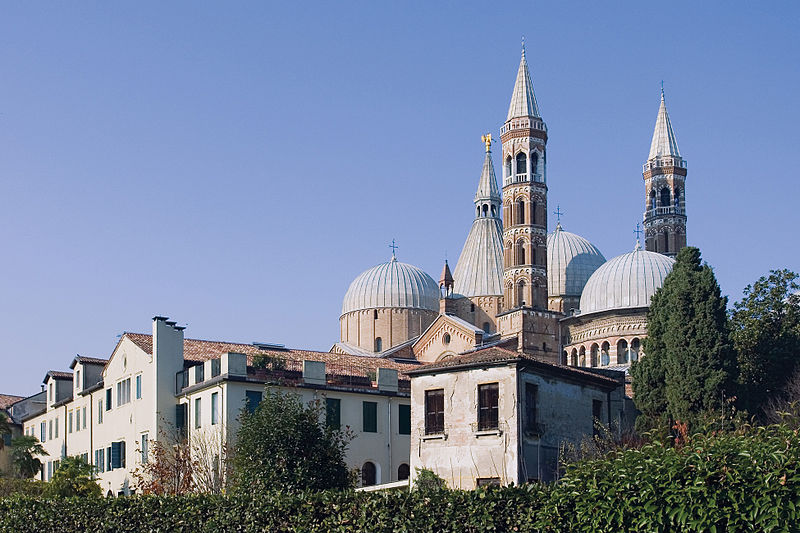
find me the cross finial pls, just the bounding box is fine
[554,205,563,223]
[633,222,643,240]
[389,239,399,259]
[481,133,492,152]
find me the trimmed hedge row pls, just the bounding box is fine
[2,425,799,532]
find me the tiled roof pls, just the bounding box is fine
[76,356,109,365]
[408,346,621,386]
[45,370,73,381]
[0,394,23,411]
[123,333,421,378]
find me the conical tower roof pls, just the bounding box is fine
[648,89,681,160]
[453,149,504,297]
[439,260,454,287]
[506,45,540,120]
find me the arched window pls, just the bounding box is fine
[560,351,568,365]
[373,310,378,320]
[505,156,512,177]
[590,344,599,367]
[530,201,537,225]
[362,462,377,486]
[443,333,451,345]
[516,280,526,307]
[374,337,382,352]
[482,204,488,216]
[531,152,539,177]
[660,188,671,207]
[482,322,491,334]
[515,240,526,266]
[532,281,539,308]
[531,246,536,266]
[601,342,610,366]
[617,339,629,364]
[477,206,481,217]
[516,152,527,176]
[516,199,525,224]
[470,303,475,312]
[650,189,656,210]
[571,348,578,366]
[631,338,641,361]
[491,205,496,217]
[579,346,586,366]
[397,463,410,481]
[674,188,681,208]
[504,241,512,265]
[662,232,669,253]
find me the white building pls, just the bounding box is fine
[18,316,415,494]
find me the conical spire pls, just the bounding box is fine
[506,44,540,120]
[474,147,501,204]
[648,88,681,160]
[439,260,454,288]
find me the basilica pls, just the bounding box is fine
[332,45,687,374]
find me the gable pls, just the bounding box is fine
[413,314,483,363]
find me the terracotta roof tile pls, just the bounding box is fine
[45,370,73,381]
[122,333,421,380]
[76,356,109,365]
[0,394,23,410]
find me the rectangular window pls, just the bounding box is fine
[111,441,126,469]
[326,398,341,429]
[47,461,52,480]
[592,399,603,436]
[106,446,112,472]
[476,477,501,487]
[211,392,219,425]
[525,383,538,433]
[245,391,262,414]
[424,389,445,435]
[48,420,53,440]
[76,370,81,391]
[194,398,201,429]
[398,404,411,435]
[53,460,60,474]
[106,388,112,410]
[94,449,102,473]
[141,434,149,464]
[135,375,142,400]
[195,365,205,383]
[68,411,73,433]
[82,407,87,429]
[362,401,377,433]
[75,409,81,432]
[176,403,188,437]
[54,417,59,439]
[478,383,499,431]
[40,421,46,442]
[98,400,103,424]
[117,378,131,406]
[211,359,221,378]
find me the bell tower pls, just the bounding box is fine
[500,44,548,310]
[643,88,687,257]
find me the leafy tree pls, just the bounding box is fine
[132,423,196,495]
[412,468,446,492]
[0,412,10,451]
[43,456,101,498]
[232,389,352,492]
[632,247,738,431]
[731,269,800,419]
[10,435,47,479]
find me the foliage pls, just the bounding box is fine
[0,412,10,451]
[42,456,101,498]
[731,269,800,419]
[133,426,196,495]
[558,420,646,469]
[232,389,352,493]
[9,435,47,479]
[412,468,446,492]
[632,247,738,431]
[0,478,45,498]
[2,425,800,531]
[252,354,287,371]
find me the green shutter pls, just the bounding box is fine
[398,404,411,435]
[363,401,377,433]
[326,398,341,429]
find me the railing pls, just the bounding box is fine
[646,206,685,217]
[500,119,547,134]
[643,156,686,172]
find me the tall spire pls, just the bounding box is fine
[475,136,501,204]
[506,42,540,120]
[648,88,681,160]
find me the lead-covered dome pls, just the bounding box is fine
[547,223,606,299]
[579,245,675,315]
[341,257,439,315]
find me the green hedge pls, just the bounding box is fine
[2,425,799,532]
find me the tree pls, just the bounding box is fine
[632,247,738,431]
[731,269,800,419]
[412,468,446,492]
[133,424,196,495]
[10,435,47,479]
[43,456,101,498]
[232,389,352,492]
[0,412,10,451]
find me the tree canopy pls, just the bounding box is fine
[232,389,352,492]
[0,413,10,451]
[43,456,101,498]
[632,247,738,431]
[10,435,47,479]
[731,269,800,419]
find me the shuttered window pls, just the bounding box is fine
[398,404,411,435]
[424,389,444,435]
[478,383,499,431]
[326,398,341,429]
[363,401,377,433]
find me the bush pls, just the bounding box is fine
[0,478,45,498]
[43,456,102,498]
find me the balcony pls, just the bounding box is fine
[646,206,685,217]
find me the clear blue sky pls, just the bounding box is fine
[1,2,798,396]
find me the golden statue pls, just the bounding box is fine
[481,133,492,152]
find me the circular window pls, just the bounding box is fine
[443,333,451,345]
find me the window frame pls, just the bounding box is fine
[477,382,499,431]
[424,389,445,435]
[398,404,411,435]
[326,397,341,429]
[362,401,378,433]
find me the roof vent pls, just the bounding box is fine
[252,342,288,351]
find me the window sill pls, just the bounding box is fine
[474,428,502,437]
[421,433,447,441]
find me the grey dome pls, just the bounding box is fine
[341,257,439,315]
[547,224,606,299]
[579,246,674,315]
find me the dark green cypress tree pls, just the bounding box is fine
[632,247,737,431]
[631,287,669,433]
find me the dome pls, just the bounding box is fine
[579,245,675,315]
[547,223,606,298]
[341,257,440,315]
